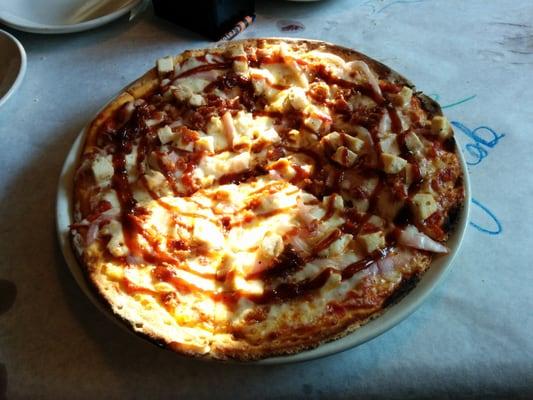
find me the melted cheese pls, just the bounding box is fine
[91,154,114,186]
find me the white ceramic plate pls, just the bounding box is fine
[56,44,471,364]
[0,29,26,108]
[0,0,144,34]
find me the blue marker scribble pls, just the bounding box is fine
[470,198,502,235]
[363,0,428,14]
[442,95,477,109]
[427,94,477,109]
[451,121,505,166]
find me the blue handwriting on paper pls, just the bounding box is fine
[451,122,505,166]
[364,0,429,14]
[469,198,502,235]
[428,94,477,109]
[427,94,503,235]
[441,95,477,109]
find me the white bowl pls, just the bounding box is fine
[0,29,26,108]
[56,42,471,364]
[0,0,143,34]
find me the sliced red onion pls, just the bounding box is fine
[296,198,318,228]
[86,222,99,246]
[377,111,391,137]
[83,209,120,245]
[348,60,383,98]
[289,234,311,257]
[126,254,144,265]
[398,225,449,253]
[165,151,179,165]
[376,256,395,274]
[205,53,225,64]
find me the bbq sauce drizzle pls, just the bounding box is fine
[87,44,458,306]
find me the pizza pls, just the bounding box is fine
[70,38,465,360]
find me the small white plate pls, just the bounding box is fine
[0,0,144,34]
[0,29,26,108]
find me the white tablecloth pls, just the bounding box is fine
[1,0,532,398]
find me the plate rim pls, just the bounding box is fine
[0,0,143,34]
[55,38,471,364]
[0,29,27,108]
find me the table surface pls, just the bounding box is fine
[1,1,532,399]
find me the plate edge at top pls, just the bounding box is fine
[0,0,143,34]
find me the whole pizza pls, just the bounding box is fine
[70,38,465,360]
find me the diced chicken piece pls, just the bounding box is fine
[261,128,281,143]
[144,170,171,197]
[332,146,358,167]
[405,131,424,154]
[288,87,309,111]
[411,193,438,221]
[405,163,419,186]
[157,125,176,145]
[175,127,196,151]
[304,115,326,133]
[92,155,114,186]
[377,112,392,137]
[381,153,407,174]
[431,116,452,139]
[380,134,400,155]
[234,60,248,74]
[345,135,365,154]
[286,129,302,146]
[101,220,128,257]
[192,219,225,249]
[260,232,284,258]
[228,44,249,75]
[157,56,174,74]
[322,131,342,148]
[102,190,120,209]
[267,154,314,180]
[205,116,229,152]
[279,42,309,88]
[195,136,215,154]
[322,131,365,154]
[319,234,353,257]
[367,215,386,228]
[249,68,276,96]
[391,86,413,108]
[358,231,385,253]
[322,193,344,212]
[102,263,124,281]
[145,112,166,127]
[189,94,206,107]
[199,151,250,179]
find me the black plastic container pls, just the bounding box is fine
[152,0,255,40]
